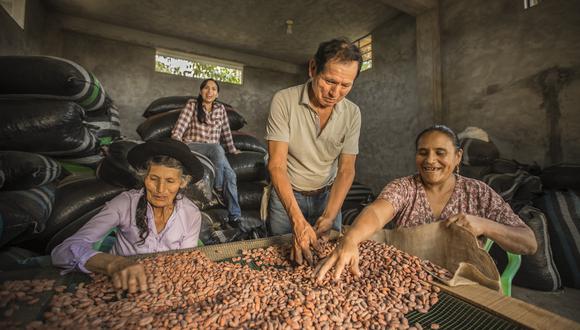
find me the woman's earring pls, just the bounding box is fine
[455,166,460,174]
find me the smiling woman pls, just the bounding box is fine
[314,125,538,283]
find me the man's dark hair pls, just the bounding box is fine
[313,38,363,78]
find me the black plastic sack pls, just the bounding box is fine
[0,169,4,189]
[57,153,104,169]
[231,132,267,154]
[342,208,361,226]
[184,150,218,210]
[460,164,492,180]
[96,140,141,188]
[143,96,193,118]
[204,208,231,227]
[137,109,179,141]
[0,184,56,248]
[483,170,534,202]
[20,175,126,253]
[238,181,266,210]
[0,100,99,157]
[492,158,541,176]
[199,212,216,245]
[44,206,103,254]
[0,151,61,191]
[515,206,561,291]
[460,138,500,166]
[346,182,374,203]
[227,151,267,182]
[226,108,247,131]
[85,98,121,139]
[0,56,107,111]
[534,189,580,289]
[0,247,49,271]
[540,164,580,190]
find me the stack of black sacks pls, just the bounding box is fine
[0,56,123,268]
[459,135,580,292]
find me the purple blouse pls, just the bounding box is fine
[51,189,201,274]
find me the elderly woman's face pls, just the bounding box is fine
[415,131,462,186]
[144,164,186,208]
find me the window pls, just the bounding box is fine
[1,0,26,29]
[155,49,243,85]
[354,34,372,72]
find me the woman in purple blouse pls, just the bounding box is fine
[314,125,538,283]
[52,139,204,293]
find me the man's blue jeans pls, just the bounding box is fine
[267,187,342,235]
[187,143,241,220]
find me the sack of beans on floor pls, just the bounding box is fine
[85,97,121,140]
[226,151,267,182]
[44,207,103,254]
[0,55,107,111]
[460,138,500,166]
[142,96,193,118]
[540,163,580,190]
[0,151,61,191]
[237,181,266,210]
[341,181,374,211]
[0,184,56,248]
[96,140,142,189]
[0,100,100,158]
[184,150,219,211]
[18,174,126,253]
[534,189,580,289]
[230,131,267,154]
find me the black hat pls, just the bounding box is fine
[127,138,204,183]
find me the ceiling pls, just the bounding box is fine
[44,0,401,65]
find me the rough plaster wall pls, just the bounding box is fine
[348,14,422,194]
[442,0,580,166]
[60,31,303,140]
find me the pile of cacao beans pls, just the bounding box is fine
[1,240,448,329]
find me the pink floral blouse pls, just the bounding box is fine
[378,174,525,228]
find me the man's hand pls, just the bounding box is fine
[232,149,241,155]
[291,218,320,266]
[314,236,361,284]
[313,215,335,241]
[107,257,148,293]
[445,213,486,237]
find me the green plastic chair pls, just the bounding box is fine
[484,239,521,297]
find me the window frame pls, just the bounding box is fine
[354,34,372,72]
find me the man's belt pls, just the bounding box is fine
[294,184,332,196]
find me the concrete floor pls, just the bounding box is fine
[512,286,580,323]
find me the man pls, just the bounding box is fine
[266,38,362,265]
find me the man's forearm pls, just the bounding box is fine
[322,168,355,219]
[269,166,305,226]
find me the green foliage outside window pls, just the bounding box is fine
[155,54,242,85]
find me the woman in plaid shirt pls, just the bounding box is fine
[171,79,242,224]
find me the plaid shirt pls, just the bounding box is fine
[171,100,237,153]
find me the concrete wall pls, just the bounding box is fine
[0,0,47,55]
[348,14,423,194]
[60,31,304,140]
[441,0,580,166]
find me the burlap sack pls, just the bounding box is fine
[368,221,502,292]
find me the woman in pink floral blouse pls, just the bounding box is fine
[314,125,537,282]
